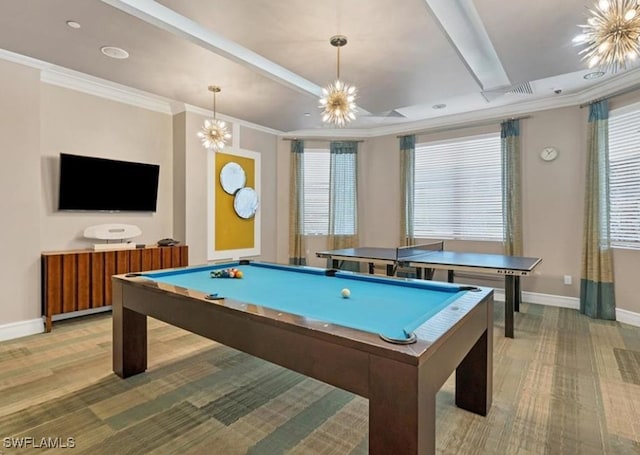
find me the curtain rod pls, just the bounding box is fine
[395,115,531,138]
[281,137,365,142]
[579,83,640,108]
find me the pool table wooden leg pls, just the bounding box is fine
[369,356,435,455]
[455,328,492,415]
[112,282,147,378]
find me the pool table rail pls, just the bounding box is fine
[113,266,491,366]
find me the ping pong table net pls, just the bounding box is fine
[395,241,444,263]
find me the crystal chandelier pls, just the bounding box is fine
[574,0,640,73]
[197,85,231,151]
[319,35,358,127]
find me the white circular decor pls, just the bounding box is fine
[220,162,246,194]
[233,187,259,219]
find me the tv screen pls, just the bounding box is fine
[58,153,160,212]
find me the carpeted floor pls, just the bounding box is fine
[0,302,639,454]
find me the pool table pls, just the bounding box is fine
[112,261,493,454]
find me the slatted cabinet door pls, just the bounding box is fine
[41,245,188,331]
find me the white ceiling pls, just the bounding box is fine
[0,0,639,134]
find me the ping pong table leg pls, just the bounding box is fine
[514,277,521,312]
[505,275,515,338]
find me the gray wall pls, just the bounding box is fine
[39,84,174,250]
[0,60,41,324]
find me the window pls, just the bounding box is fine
[302,148,357,235]
[609,107,640,248]
[303,148,330,234]
[414,133,503,241]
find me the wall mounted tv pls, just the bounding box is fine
[58,153,160,212]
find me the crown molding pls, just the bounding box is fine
[180,104,282,136]
[575,66,640,104]
[0,47,285,135]
[284,69,640,139]
[41,68,175,114]
[5,46,640,140]
[0,48,52,70]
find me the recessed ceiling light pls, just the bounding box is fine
[432,104,447,110]
[100,46,129,59]
[66,20,81,29]
[303,112,311,117]
[584,71,605,80]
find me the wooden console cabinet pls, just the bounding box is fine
[41,245,188,331]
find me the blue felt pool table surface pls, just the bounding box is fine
[145,262,472,341]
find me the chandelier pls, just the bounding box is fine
[574,0,640,73]
[319,35,358,127]
[197,85,231,151]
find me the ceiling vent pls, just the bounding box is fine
[507,81,533,95]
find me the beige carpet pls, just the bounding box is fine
[0,303,639,454]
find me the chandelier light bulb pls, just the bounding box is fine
[197,119,231,151]
[319,35,358,127]
[575,0,640,73]
[319,79,358,127]
[198,85,231,151]
[573,33,588,43]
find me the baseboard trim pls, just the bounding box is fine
[616,308,640,328]
[493,289,580,310]
[0,318,44,342]
[493,289,639,327]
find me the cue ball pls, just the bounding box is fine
[341,288,351,298]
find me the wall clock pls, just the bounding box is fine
[540,146,559,162]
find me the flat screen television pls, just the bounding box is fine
[58,153,160,212]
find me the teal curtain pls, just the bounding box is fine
[328,141,360,272]
[580,100,616,320]
[400,135,416,246]
[501,119,523,257]
[288,140,306,265]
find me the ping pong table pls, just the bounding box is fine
[316,242,542,338]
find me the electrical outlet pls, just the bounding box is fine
[564,275,572,285]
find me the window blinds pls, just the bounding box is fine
[609,109,640,248]
[303,149,330,235]
[414,134,503,240]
